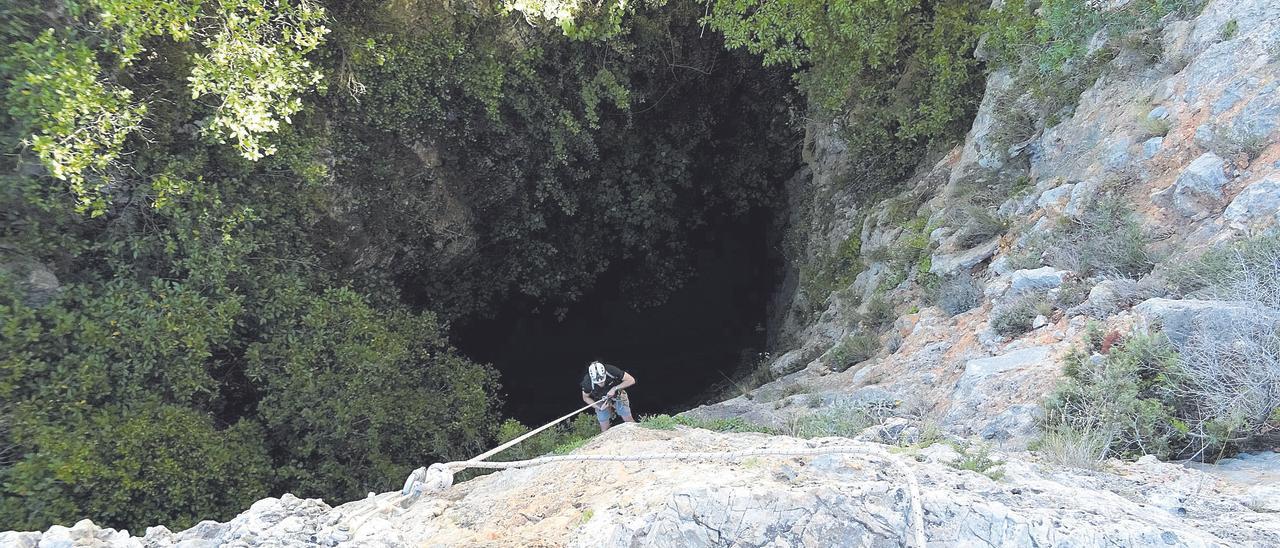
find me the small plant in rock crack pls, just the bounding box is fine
[950,443,1005,480]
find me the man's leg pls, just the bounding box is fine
[595,404,612,432]
[616,393,635,423]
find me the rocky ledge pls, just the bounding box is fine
[5,424,1278,547]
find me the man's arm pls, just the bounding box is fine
[583,390,596,406]
[607,372,636,396]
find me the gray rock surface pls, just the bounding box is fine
[929,238,999,276]
[1159,152,1230,219]
[1036,183,1073,212]
[14,427,1277,546]
[1007,267,1069,296]
[1224,176,1280,229]
[0,251,59,307]
[1134,298,1280,347]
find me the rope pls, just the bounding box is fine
[393,402,928,547]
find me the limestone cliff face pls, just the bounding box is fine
[5,425,1278,546]
[701,0,1280,450]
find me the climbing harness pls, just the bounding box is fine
[393,399,928,547]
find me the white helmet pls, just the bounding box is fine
[589,361,607,385]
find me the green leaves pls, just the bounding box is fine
[0,401,272,532]
[2,30,145,215]
[1,0,330,214]
[189,0,329,160]
[708,0,983,188]
[244,284,499,500]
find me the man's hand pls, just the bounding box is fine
[606,387,617,398]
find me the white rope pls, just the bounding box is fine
[395,403,928,547]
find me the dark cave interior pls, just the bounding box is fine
[455,207,783,425]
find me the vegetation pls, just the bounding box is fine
[642,414,777,435]
[990,291,1051,337]
[794,398,888,439]
[949,443,1003,480]
[1046,234,1280,464]
[710,0,986,190]
[0,0,1001,532]
[0,0,804,532]
[1043,331,1184,459]
[1017,194,1154,278]
[1033,425,1108,470]
[828,331,881,372]
[493,414,601,462]
[984,0,1202,126]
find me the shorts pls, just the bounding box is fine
[595,390,632,422]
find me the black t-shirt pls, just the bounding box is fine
[580,364,626,400]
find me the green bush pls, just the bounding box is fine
[1043,333,1181,459]
[0,274,502,530]
[710,0,985,191]
[0,402,271,532]
[1047,236,1280,462]
[1221,19,1238,40]
[493,414,601,462]
[949,443,1004,480]
[245,285,500,500]
[829,332,881,372]
[990,291,1050,337]
[984,0,1201,126]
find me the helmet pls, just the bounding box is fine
[588,361,607,385]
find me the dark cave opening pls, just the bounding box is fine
[455,207,782,425]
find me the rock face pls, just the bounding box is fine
[0,250,59,306]
[1134,298,1280,347]
[1224,176,1280,230]
[9,425,1279,547]
[1156,152,1231,219]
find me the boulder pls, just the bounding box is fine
[1133,298,1280,347]
[944,345,1056,445]
[1154,152,1229,219]
[1063,178,1100,218]
[949,70,1018,185]
[952,346,1054,403]
[768,349,808,377]
[0,252,59,307]
[1223,176,1280,230]
[1141,137,1164,160]
[1007,267,1068,296]
[1068,278,1150,317]
[0,532,41,548]
[979,403,1041,445]
[929,238,1000,276]
[1036,184,1074,213]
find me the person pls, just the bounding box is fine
[579,361,636,432]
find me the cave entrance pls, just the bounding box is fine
[455,207,781,425]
